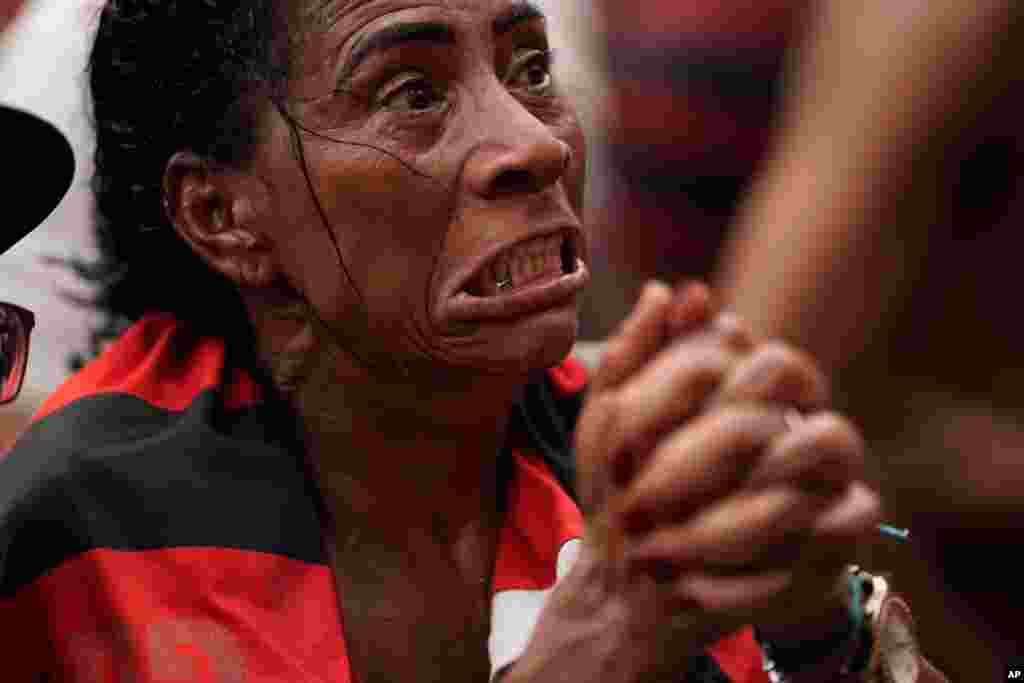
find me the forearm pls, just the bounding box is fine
[718,0,1021,363]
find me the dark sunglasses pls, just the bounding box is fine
[0,302,34,405]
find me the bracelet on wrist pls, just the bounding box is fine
[756,567,874,682]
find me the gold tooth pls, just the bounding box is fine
[493,255,509,288]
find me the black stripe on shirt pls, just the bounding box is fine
[0,388,326,598]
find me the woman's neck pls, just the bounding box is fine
[246,295,529,545]
[303,391,513,535]
[298,344,524,537]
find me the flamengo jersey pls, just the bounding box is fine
[0,314,767,682]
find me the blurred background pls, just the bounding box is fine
[0,0,100,439]
[1,1,1016,678]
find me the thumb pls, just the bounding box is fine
[577,281,716,519]
[589,280,715,396]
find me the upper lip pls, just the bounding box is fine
[443,222,583,300]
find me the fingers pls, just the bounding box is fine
[598,333,746,461]
[746,412,863,491]
[625,484,879,615]
[618,405,789,532]
[605,334,827,489]
[626,486,824,570]
[620,409,875,580]
[588,281,673,396]
[576,319,744,514]
[812,482,882,543]
[674,571,794,613]
[590,281,715,395]
[624,483,876,576]
[665,281,718,338]
[710,341,830,411]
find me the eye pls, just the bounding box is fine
[507,49,554,94]
[379,74,449,114]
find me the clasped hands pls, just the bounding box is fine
[509,282,881,683]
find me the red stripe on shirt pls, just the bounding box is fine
[34,314,261,420]
[546,355,588,397]
[494,450,586,592]
[1,547,350,682]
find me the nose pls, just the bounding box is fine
[462,89,571,199]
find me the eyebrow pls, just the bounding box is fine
[343,22,456,81]
[493,1,545,35]
[338,2,546,83]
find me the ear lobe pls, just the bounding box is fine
[163,151,278,290]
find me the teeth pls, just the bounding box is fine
[492,257,510,286]
[479,233,569,296]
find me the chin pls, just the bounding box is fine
[442,301,581,377]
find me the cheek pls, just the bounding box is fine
[291,152,457,335]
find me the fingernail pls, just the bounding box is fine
[644,280,673,307]
[674,280,710,302]
[621,281,666,333]
[668,282,713,332]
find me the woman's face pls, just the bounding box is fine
[248,0,588,379]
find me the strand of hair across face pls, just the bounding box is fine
[269,96,454,377]
[271,97,382,373]
[272,82,473,375]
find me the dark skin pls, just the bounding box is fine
[163,1,879,681]
[717,0,1024,670]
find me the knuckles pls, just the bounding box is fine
[723,340,831,408]
[794,412,865,468]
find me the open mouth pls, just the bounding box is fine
[463,231,580,298]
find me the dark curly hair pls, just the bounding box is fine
[69,0,291,368]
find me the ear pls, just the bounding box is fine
[163,151,278,289]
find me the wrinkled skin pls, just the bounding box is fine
[511,283,879,682]
[162,1,879,681]
[256,0,587,381]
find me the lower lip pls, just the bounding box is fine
[444,259,589,322]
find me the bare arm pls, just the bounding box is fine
[717,0,1022,368]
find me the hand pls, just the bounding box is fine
[515,281,881,682]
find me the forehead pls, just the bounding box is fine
[302,0,542,34]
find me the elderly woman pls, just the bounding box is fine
[0,1,920,681]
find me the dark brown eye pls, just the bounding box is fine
[508,49,554,94]
[381,75,449,114]
[525,62,549,87]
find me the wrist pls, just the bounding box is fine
[756,571,850,645]
[756,568,872,680]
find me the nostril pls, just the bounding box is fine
[560,237,577,273]
[491,169,538,196]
